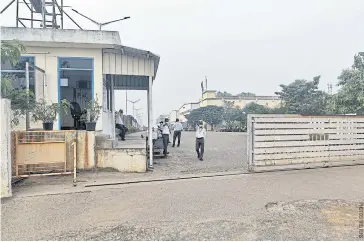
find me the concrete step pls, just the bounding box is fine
[95,135,112,148]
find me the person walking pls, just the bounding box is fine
[172,118,183,147]
[195,120,206,161]
[162,118,171,157]
[115,109,126,141]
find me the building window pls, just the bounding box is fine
[59,58,93,70]
[1,56,36,96]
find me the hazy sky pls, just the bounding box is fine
[1,0,364,125]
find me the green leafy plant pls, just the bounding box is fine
[1,41,34,127]
[32,99,70,123]
[85,95,102,122]
[1,40,26,65]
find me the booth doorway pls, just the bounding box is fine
[58,57,94,130]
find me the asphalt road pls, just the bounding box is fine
[2,165,364,240]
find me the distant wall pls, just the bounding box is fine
[1,99,12,198]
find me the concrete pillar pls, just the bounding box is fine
[1,99,12,198]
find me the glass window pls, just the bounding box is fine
[59,58,93,70]
[1,56,36,95]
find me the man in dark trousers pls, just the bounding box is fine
[172,118,183,147]
[195,120,206,161]
[115,109,126,141]
[161,118,171,157]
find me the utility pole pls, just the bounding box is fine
[127,99,140,118]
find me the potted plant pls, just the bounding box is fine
[84,95,102,131]
[32,98,70,130]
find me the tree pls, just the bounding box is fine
[238,92,255,97]
[243,102,272,114]
[222,101,236,129]
[275,76,328,115]
[216,91,256,97]
[216,91,233,97]
[1,41,35,127]
[1,41,25,65]
[329,53,364,114]
[187,105,224,130]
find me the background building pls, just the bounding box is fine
[199,90,281,109]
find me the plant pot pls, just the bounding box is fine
[43,122,53,130]
[85,122,96,131]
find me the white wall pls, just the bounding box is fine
[23,46,103,130]
[1,99,12,198]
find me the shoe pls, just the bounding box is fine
[177,145,180,147]
[199,158,203,161]
[172,145,175,147]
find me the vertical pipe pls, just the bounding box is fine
[60,0,63,29]
[73,132,77,186]
[111,75,116,140]
[41,0,46,28]
[25,62,30,131]
[52,0,56,28]
[30,1,34,28]
[147,88,150,129]
[148,75,153,168]
[16,0,19,27]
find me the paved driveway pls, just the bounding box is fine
[153,131,248,175]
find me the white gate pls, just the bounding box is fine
[247,114,364,172]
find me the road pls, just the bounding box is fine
[2,165,364,240]
[2,132,364,240]
[153,131,248,175]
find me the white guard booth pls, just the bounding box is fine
[102,46,160,168]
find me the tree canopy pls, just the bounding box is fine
[216,91,256,97]
[275,76,328,115]
[1,41,35,127]
[186,105,224,129]
[328,53,364,114]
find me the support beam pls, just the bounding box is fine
[1,0,16,14]
[111,75,116,140]
[148,75,153,168]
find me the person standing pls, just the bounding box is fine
[195,120,206,161]
[162,118,171,157]
[115,109,126,141]
[172,118,183,147]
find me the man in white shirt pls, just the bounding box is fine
[172,118,183,147]
[162,118,171,157]
[195,120,206,161]
[115,109,126,141]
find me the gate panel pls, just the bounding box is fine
[14,131,73,177]
[247,114,364,171]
